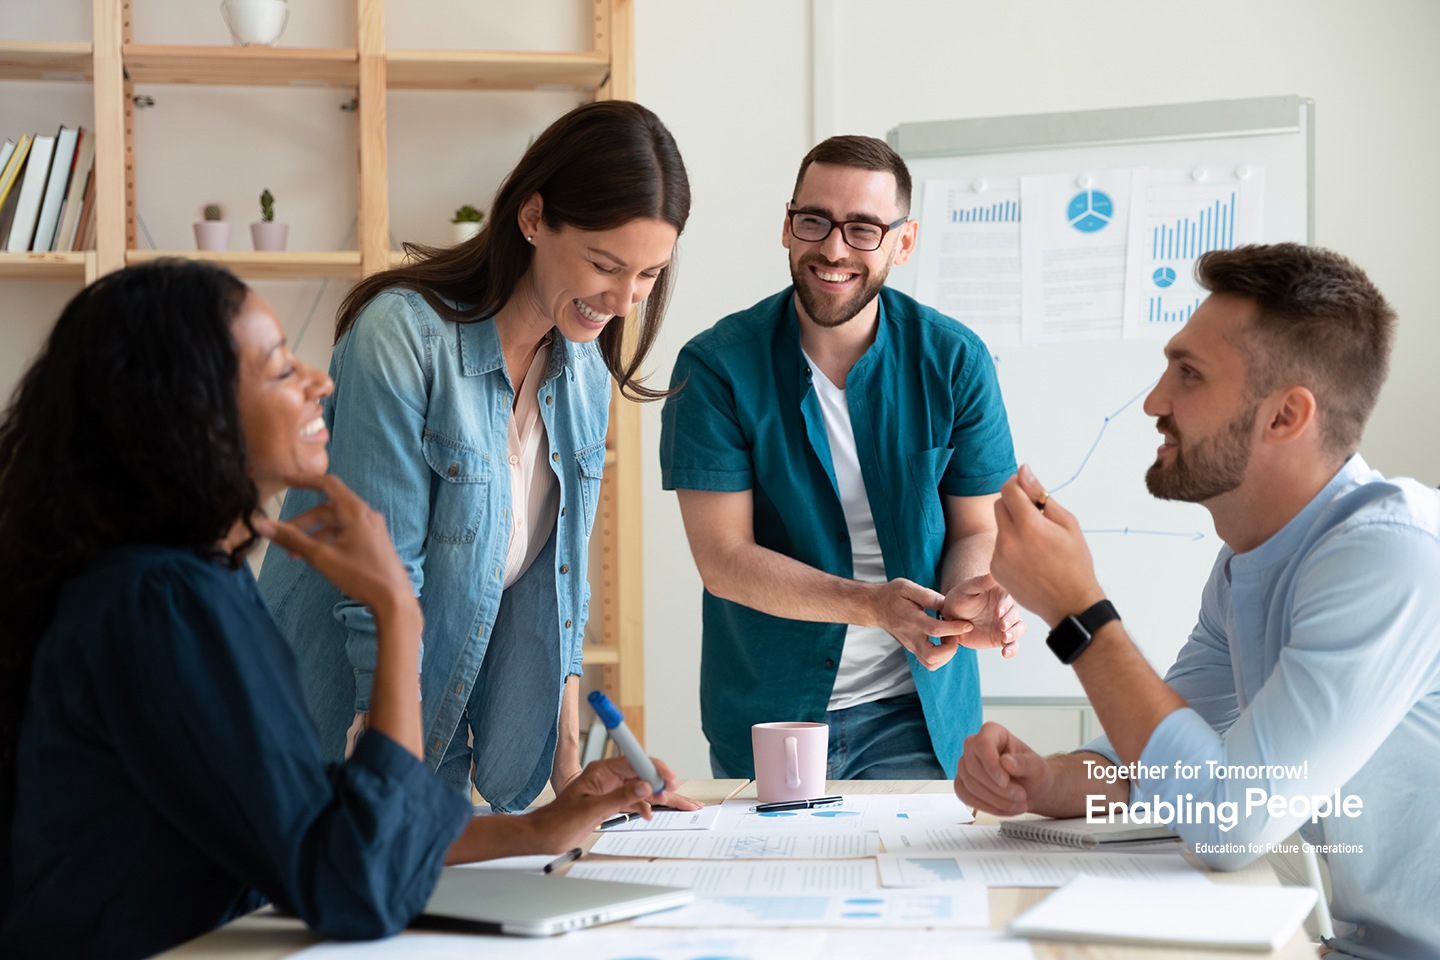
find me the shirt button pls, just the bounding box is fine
[552,452,560,462]
[837,532,849,543]
[508,454,518,465]
[559,564,570,574]
[545,395,553,405]
[565,619,573,629]
[804,367,813,379]
[825,658,836,669]
[447,462,459,477]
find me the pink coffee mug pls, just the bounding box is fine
[752,721,828,803]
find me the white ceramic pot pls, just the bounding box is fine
[452,221,482,244]
[193,221,231,252]
[250,221,289,252]
[220,0,289,47]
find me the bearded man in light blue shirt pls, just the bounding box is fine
[956,243,1440,960]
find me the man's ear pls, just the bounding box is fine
[891,217,919,267]
[1263,385,1318,445]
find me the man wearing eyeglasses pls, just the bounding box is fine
[660,135,1022,780]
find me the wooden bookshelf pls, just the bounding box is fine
[4,0,649,739]
[386,50,610,91]
[0,251,94,281]
[123,45,358,87]
[126,250,363,280]
[0,41,93,83]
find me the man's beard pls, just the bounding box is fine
[790,254,890,328]
[1145,404,1258,502]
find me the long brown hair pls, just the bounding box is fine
[335,100,690,401]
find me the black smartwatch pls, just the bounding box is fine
[1045,599,1120,665]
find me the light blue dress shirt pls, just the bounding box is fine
[258,288,610,812]
[1085,455,1440,960]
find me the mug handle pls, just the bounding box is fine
[785,736,801,788]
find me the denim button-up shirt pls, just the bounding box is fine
[258,288,609,811]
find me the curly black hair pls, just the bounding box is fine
[0,260,261,866]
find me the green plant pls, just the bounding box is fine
[452,204,483,224]
[259,189,275,223]
[203,204,224,222]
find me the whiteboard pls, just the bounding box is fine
[886,97,1313,699]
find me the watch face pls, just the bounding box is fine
[1046,615,1091,665]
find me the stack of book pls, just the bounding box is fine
[0,125,98,254]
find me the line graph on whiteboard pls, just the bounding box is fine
[1047,378,1208,541]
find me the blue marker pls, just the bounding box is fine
[587,690,664,795]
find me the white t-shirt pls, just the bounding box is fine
[801,348,916,711]
[503,339,560,588]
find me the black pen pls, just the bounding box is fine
[542,847,583,874]
[753,795,844,813]
[597,812,634,830]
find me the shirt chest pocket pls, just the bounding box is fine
[907,446,954,535]
[575,440,607,534]
[422,429,491,544]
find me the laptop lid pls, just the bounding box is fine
[415,867,694,937]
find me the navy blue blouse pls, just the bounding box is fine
[2,546,471,959]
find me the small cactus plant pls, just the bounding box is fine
[203,203,223,222]
[452,204,483,224]
[259,189,275,223]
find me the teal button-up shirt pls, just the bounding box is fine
[660,286,1016,778]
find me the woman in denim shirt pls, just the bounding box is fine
[259,101,695,812]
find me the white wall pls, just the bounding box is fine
[4,1,1439,778]
[633,0,1440,775]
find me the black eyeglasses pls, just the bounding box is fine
[786,207,909,252]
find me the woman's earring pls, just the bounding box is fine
[526,235,534,244]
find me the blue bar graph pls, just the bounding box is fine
[950,199,1020,223]
[1150,192,1236,260]
[1147,295,1203,326]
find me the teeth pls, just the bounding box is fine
[816,270,851,283]
[574,299,611,323]
[301,417,326,437]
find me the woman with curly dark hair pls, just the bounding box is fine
[0,261,676,959]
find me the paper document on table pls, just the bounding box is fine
[1009,875,1315,950]
[634,886,989,929]
[596,804,721,831]
[713,794,972,832]
[877,850,1205,888]
[451,854,553,872]
[914,177,1022,347]
[882,823,1175,855]
[589,830,879,860]
[569,858,877,893]
[287,929,828,960]
[819,929,1036,960]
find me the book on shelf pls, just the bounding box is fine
[55,129,94,253]
[0,140,16,182]
[998,816,1179,848]
[0,134,34,244]
[33,125,79,253]
[5,131,56,252]
[74,160,98,252]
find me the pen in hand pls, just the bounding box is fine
[587,691,664,795]
[543,847,583,874]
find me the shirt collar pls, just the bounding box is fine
[458,318,573,381]
[1233,453,1374,571]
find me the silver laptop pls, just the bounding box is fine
[415,867,694,937]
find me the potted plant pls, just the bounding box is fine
[193,203,230,252]
[250,188,288,252]
[452,204,484,244]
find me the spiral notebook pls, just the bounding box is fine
[999,817,1178,848]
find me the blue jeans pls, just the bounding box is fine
[709,691,946,780]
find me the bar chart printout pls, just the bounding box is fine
[1123,166,1264,339]
[913,179,1022,346]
